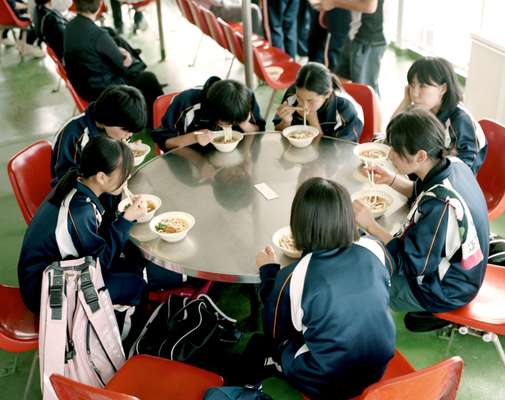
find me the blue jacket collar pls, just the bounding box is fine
[74,180,105,215]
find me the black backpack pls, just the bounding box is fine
[130,294,241,367]
[489,233,505,265]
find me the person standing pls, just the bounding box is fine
[268,0,300,58]
[321,0,385,96]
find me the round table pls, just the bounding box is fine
[128,133,408,283]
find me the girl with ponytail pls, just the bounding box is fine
[273,62,365,142]
[353,108,489,315]
[18,135,149,312]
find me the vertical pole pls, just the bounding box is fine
[242,0,254,88]
[157,0,166,61]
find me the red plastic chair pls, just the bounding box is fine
[342,82,382,144]
[153,92,180,129]
[176,0,196,25]
[0,0,30,29]
[434,263,505,366]
[7,140,52,224]
[359,356,463,400]
[46,46,89,113]
[50,354,224,400]
[200,6,228,49]
[476,119,505,220]
[187,0,211,37]
[0,284,39,400]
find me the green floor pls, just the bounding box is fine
[1,1,505,398]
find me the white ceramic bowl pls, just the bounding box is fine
[272,226,302,259]
[353,142,390,166]
[282,125,319,148]
[129,142,151,166]
[265,66,284,81]
[352,188,394,218]
[149,211,195,243]
[118,194,161,223]
[211,131,244,153]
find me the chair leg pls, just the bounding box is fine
[265,88,277,120]
[52,77,62,93]
[490,333,505,367]
[22,352,38,400]
[188,32,203,67]
[225,56,235,79]
[0,353,19,377]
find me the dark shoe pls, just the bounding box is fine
[404,312,451,332]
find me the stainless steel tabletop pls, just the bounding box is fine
[128,132,408,283]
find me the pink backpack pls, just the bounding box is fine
[38,257,126,400]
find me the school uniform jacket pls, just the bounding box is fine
[17,182,134,312]
[437,103,487,174]
[273,86,364,142]
[387,158,489,313]
[51,108,100,185]
[260,238,396,399]
[151,76,266,152]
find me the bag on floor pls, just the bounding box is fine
[204,385,273,400]
[38,257,126,400]
[130,294,241,365]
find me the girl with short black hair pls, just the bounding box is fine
[18,136,149,312]
[274,62,364,142]
[393,57,487,173]
[257,177,395,399]
[152,77,266,151]
[354,108,489,313]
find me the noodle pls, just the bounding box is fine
[359,149,387,159]
[155,218,189,234]
[279,233,298,252]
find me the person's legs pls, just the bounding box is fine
[332,36,352,80]
[104,271,147,306]
[268,0,286,51]
[296,0,311,57]
[389,273,426,312]
[349,41,386,96]
[307,11,327,63]
[110,0,124,34]
[127,71,163,128]
[282,0,299,58]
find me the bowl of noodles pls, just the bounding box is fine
[211,131,244,153]
[149,211,195,242]
[282,125,319,148]
[353,188,394,218]
[272,226,302,259]
[353,142,390,165]
[118,194,161,223]
[128,142,151,166]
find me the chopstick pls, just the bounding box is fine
[123,185,134,204]
[303,109,307,127]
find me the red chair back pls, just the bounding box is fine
[153,92,180,129]
[0,284,38,353]
[218,17,244,62]
[46,46,89,112]
[50,374,139,400]
[201,6,228,49]
[360,356,463,400]
[7,140,52,224]
[187,0,211,36]
[342,82,381,143]
[177,0,196,25]
[477,119,505,220]
[0,0,30,28]
[435,263,505,335]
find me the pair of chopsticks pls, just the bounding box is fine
[364,160,378,205]
[123,185,135,204]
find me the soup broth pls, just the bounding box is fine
[279,233,298,252]
[214,136,238,144]
[359,149,387,160]
[289,131,313,140]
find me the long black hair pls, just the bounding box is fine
[49,136,134,205]
[291,177,358,253]
[386,108,447,161]
[407,57,462,115]
[89,85,147,133]
[295,62,343,95]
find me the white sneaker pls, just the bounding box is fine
[2,33,17,47]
